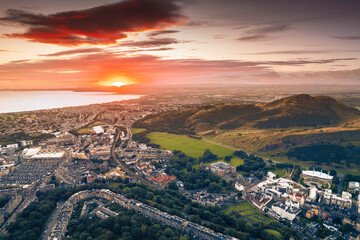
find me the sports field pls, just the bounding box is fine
[147,132,237,158]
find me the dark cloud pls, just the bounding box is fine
[119,47,175,54]
[39,48,103,57]
[255,68,360,85]
[238,24,289,41]
[233,26,249,30]
[213,35,225,39]
[135,47,174,52]
[147,30,180,37]
[335,35,360,40]
[8,59,30,64]
[0,0,185,46]
[0,50,9,52]
[238,34,268,41]
[250,50,330,55]
[118,38,187,48]
[262,58,356,66]
[249,24,289,34]
[186,20,209,26]
[250,50,360,55]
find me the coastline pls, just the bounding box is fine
[0,91,143,114]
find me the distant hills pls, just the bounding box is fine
[134,94,360,133]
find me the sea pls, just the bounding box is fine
[0,91,142,114]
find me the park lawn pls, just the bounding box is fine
[224,202,256,215]
[265,229,282,239]
[147,132,237,158]
[131,128,146,134]
[224,201,274,224]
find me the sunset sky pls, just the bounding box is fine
[0,0,360,90]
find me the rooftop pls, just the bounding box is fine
[302,170,333,180]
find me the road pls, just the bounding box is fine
[41,201,65,240]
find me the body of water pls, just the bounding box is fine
[0,91,142,114]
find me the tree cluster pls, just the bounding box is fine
[66,209,186,240]
[287,144,360,167]
[234,150,265,172]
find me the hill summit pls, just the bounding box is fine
[134,94,360,133]
[254,94,360,128]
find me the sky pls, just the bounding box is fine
[0,0,360,90]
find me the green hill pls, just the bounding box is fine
[134,94,360,133]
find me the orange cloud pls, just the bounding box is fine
[0,52,357,90]
[0,0,185,46]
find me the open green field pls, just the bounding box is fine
[265,229,282,239]
[224,201,257,215]
[224,201,274,224]
[147,132,237,158]
[131,128,146,134]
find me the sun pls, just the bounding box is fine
[112,81,127,87]
[97,75,135,87]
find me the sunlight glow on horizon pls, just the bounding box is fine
[97,76,136,88]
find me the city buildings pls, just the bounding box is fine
[324,189,352,208]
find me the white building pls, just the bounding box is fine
[324,189,352,208]
[302,170,333,180]
[23,147,41,158]
[267,171,276,180]
[271,200,301,221]
[348,181,360,193]
[301,170,333,186]
[258,177,295,199]
[7,143,19,149]
[93,126,104,134]
[235,182,244,192]
[31,151,65,159]
[308,187,318,201]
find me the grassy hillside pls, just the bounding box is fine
[134,94,360,171]
[134,94,360,133]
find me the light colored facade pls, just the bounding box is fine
[301,170,333,186]
[93,126,104,134]
[271,200,301,221]
[210,162,236,177]
[324,189,352,208]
